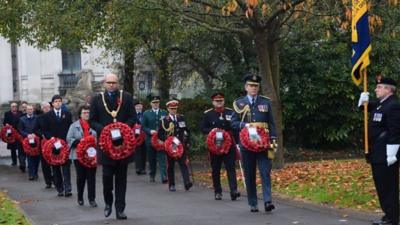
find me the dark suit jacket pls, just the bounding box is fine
[3,110,23,149]
[368,95,400,164]
[43,110,72,141]
[89,90,137,165]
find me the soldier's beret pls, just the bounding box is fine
[376,75,397,87]
[211,92,225,101]
[244,74,262,85]
[166,100,179,109]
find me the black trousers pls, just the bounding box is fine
[102,163,128,212]
[74,160,96,201]
[371,162,399,225]
[41,156,53,185]
[167,153,191,187]
[135,144,147,172]
[210,149,238,194]
[9,145,26,167]
[53,160,71,193]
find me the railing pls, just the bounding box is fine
[58,73,79,96]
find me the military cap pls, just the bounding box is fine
[166,100,179,109]
[211,92,225,101]
[376,75,397,87]
[244,74,262,85]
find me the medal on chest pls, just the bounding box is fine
[373,113,383,122]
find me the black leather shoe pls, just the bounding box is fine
[104,204,112,217]
[20,166,26,173]
[28,176,34,181]
[250,205,259,212]
[45,183,52,189]
[116,211,127,220]
[169,185,176,192]
[230,191,241,201]
[215,193,222,200]
[65,192,72,197]
[57,192,64,197]
[184,182,193,191]
[372,217,391,225]
[264,202,275,212]
[162,179,168,184]
[89,200,97,208]
[77,199,84,206]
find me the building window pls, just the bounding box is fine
[61,49,81,73]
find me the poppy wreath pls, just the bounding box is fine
[42,138,69,166]
[150,133,165,151]
[164,136,184,159]
[1,125,22,143]
[22,136,41,156]
[99,122,136,160]
[76,136,97,168]
[132,124,145,147]
[239,126,270,152]
[206,129,232,155]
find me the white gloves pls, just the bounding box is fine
[386,144,400,166]
[358,92,369,107]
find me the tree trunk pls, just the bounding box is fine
[253,29,284,169]
[123,49,135,94]
[156,55,171,100]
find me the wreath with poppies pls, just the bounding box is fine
[164,136,184,159]
[99,122,136,160]
[151,133,165,151]
[22,136,41,156]
[206,129,232,155]
[239,126,270,152]
[42,138,70,165]
[1,125,22,143]
[76,136,97,168]
[133,124,145,147]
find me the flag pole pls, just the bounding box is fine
[363,69,369,154]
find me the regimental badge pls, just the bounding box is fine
[258,105,268,112]
[373,113,383,122]
[226,115,232,121]
[178,121,186,128]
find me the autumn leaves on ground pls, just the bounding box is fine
[195,157,380,212]
[0,190,30,225]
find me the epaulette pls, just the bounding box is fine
[203,108,213,114]
[225,107,233,111]
[259,95,271,100]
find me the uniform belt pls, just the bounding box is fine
[248,122,268,129]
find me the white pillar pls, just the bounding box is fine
[0,38,14,104]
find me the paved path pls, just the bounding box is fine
[0,146,375,225]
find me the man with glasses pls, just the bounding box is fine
[3,101,25,171]
[90,73,136,220]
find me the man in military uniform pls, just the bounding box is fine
[358,77,400,225]
[231,74,277,213]
[134,100,147,175]
[142,96,168,183]
[158,100,193,191]
[90,73,137,220]
[200,92,240,200]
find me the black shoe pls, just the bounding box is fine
[116,211,127,220]
[372,216,391,225]
[77,199,84,206]
[184,182,193,191]
[65,192,72,197]
[250,205,259,212]
[45,183,52,189]
[104,204,112,217]
[264,202,275,212]
[28,176,34,181]
[215,193,222,200]
[169,185,176,192]
[89,201,97,208]
[149,177,155,182]
[57,192,64,197]
[162,179,168,184]
[11,163,16,166]
[136,170,146,175]
[230,191,241,201]
[20,166,26,173]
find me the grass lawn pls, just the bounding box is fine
[195,159,380,212]
[0,190,30,225]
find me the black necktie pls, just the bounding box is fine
[251,97,255,107]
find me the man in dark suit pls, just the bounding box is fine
[3,101,25,171]
[134,100,147,175]
[90,73,136,220]
[43,95,73,197]
[358,77,400,225]
[35,101,53,188]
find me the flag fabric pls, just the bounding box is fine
[351,0,372,86]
